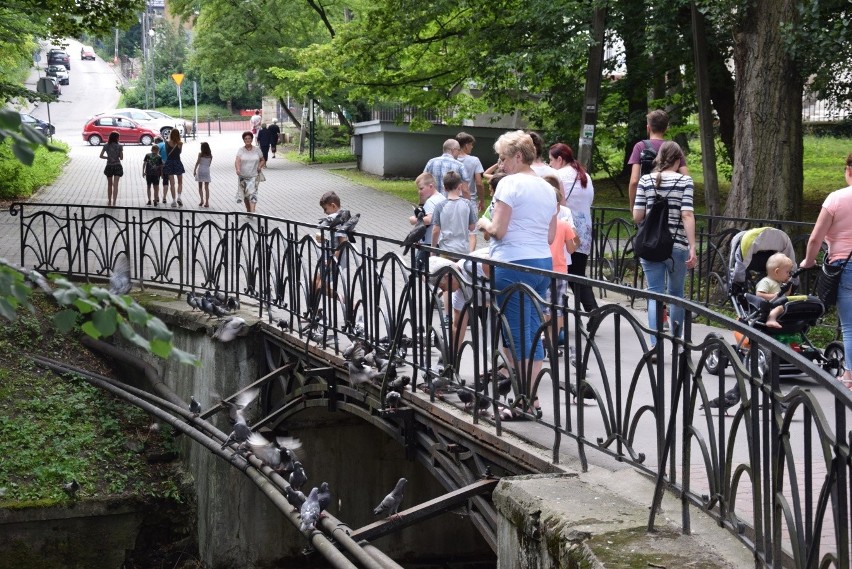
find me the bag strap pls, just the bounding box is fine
[565,176,578,201]
[642,140,654,152]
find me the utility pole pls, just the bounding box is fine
[577,8,607,171]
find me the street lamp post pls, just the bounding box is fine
[148,28,156,109]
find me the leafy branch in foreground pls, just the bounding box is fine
[0,259,199,366]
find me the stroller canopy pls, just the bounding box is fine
[730,227,797,287]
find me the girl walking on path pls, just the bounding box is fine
[163,129,186,207]
[193,142,213,207]
[100,131,123,207]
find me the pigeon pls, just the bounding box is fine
[285,486,306,511]
[299,487,321,533]
[220,386,261,424]
[220,387,261,450]
[289,461,308,491]
[387,375,411,393]
[401,211,427,256]
[456,388,474,410]
[200,296,217,318]
[186,292,200,310]
[276,319,290,331]
[189,395,201,415]
[567,381,596,403]
[109,253,132,295]
[62,479,80,498]
[318,209,351,230]
[213,290,228,305]
[339,212,361,237]
[474,392,492,415]
[701,384,741,414]
[317,481,331,514]
[373,477,407,519]
[385,390,402,410]
[246,432,302,472]
[348,357,382,385]
[212,316,249,342]
[226,296,240,312]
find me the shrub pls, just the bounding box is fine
[0,139,69,200]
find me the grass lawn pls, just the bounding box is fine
[326,135,851,222]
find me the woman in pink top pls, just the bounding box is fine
[801,152,852,388]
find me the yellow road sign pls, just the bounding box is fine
[171,73,185,86]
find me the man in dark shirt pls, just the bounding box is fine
[267,119,281,159]
[256,123,273,163]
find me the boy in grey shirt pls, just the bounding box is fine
[431,170,476,255]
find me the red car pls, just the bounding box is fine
[83,115,158,146]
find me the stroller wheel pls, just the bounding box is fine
[743,347,769,379]
[704,347,725,375]
[823,341,846,378]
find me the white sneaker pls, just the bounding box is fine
[171,201,177,208]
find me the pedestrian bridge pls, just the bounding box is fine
[10,202,852,568]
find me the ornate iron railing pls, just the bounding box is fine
[10,202,852,568]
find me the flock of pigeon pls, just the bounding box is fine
[316,209,361,239]
[185,290,251,343]
[194,385,408,535]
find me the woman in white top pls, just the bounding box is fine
[234,131,265,213]
[477,130,557,418]
[549,142,598,311]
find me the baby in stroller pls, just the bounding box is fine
[755,252,796,328]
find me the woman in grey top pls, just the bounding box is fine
[235,131,265,212]
[99,131,123,207]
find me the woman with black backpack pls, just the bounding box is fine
[633,141,697,357]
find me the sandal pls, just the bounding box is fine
[146,200,152,206]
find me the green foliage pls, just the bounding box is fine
[0,261,200,367]
[0,300,188,505]
[0,132,69,199]
[285,147,355,165]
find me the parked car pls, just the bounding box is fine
[98,108,185,138]
[20,113,55,136]
[80,46,96,61]
[40,76,61,96]
[47,49,70,70]
[46,65,69,85]
[82,115,158,146]
[143,109,191,136]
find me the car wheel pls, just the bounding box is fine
[87,134,102,145]
[704,346,725,375]
[140,134,154,146]
[160,127,173,139]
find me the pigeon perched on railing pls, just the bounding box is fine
[385,390,401,410]
[317,481,331,514]
[299,487,321,533]
[289,460,308,491]
[186,292,200,310]
[401,210,427,256]
[317,208,351,230]
[189,395,201,416]
[285,486,306,511]
[339,212,361,238]
[373,477,407,519]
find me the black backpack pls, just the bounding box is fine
[639,140,657,176]
[634,178,683,262]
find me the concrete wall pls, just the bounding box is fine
[0,500,144,569]
[353,120,524,178]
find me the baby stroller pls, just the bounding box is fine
[703,226,845,379]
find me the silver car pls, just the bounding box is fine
[98,108,185,139]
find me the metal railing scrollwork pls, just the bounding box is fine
[9,201,851,568]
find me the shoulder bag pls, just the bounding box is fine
[815,249,852,307]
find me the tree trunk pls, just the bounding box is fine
[725,0,803,221]
[616,0,653,177]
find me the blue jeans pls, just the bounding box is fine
[494,258,552,361]
[835,263,852,372]
[640,247,689,346]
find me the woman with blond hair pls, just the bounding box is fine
[477,130,557,418]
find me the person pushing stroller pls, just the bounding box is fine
[756,252,796,329]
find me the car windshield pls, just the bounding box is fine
[145,111,170,120]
